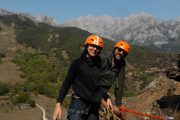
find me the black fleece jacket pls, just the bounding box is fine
[57,55,104,105]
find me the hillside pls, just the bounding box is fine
[0,14,179,120]
[0,21,25,85]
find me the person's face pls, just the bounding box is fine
[114,48,128,60]
[87,44,101,57]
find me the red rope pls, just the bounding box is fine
[118,106,165,120]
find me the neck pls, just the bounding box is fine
[86,54,93,60]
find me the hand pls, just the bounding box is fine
[101,98,107,107]
[53,103,62,120]
[113,106,126,120]
[106,98,113,111]
[119,105,127,112]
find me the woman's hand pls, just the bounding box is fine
[101,98,113,111]
[53,103,62,120]
[101,98,107,107]
[106,98,113,111]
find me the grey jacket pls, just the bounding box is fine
[100,53,125,106]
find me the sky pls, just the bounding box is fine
[0,0,180,23]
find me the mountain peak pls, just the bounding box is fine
[35,14,58,26]
[0,9,14,15]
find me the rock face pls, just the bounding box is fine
[166,54,180,82]
[125,75,180,120]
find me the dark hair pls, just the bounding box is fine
[81,44,88,58]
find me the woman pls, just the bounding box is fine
[53,35,112,120]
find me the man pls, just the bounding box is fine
[100,40,130,118]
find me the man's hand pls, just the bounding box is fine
[113,106,126,120]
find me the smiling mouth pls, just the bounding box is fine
[115,54,122,60]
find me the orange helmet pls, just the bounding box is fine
[114,41,130,53]
[85,35,103,48]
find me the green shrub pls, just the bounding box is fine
[12,93,30,104]
[0,53,5,63]
[0,83,9,95]
[27,99,36,107]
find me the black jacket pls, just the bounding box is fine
[57,55,104,105]
[100,53,125,106]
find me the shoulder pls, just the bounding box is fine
[71,57,84,67]
[100,53,110,70]
[100,53,107,62]
[116,59,126,70]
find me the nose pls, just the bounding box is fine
[119,51,124,54]
[92,46,98,51]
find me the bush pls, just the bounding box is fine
[0,53,5,63]
[27,99,36,107]
[0,83,9,95]
[12,93,30,104]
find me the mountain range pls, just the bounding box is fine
[1,8,180,52]
[63,14,180,52]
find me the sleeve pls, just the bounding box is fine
[94,87,110,105]
[99,53,111,101]
[56,59,79,104]
[114,64,125,106]
[100,87,110,100]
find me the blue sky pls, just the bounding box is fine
[0,0,180,23]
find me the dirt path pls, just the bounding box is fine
[0,107,42,120]
[36,103,48,120]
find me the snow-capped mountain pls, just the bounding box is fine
[63,13,180,48]
[0,8,179,51]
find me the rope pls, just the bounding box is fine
[118,106,165,120]
[104,106,166,120]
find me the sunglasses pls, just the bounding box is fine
[89,44,102,50]
[117,48,128,56]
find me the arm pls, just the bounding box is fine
[56,59,79,103]
[53,59,78,120]
[114,65,125,106]
[53,103,62,120]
